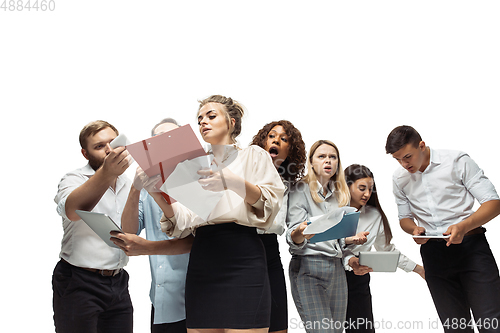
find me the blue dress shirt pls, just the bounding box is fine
[138,190,189,324]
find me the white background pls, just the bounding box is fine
[1,1,499,332]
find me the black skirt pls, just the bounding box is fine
[259,233,288,332]
[185,223,271,329]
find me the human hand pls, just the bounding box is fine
[413,264,425,279]
[133,166,161,192]
[291,221,315,245]
[110,232,150,256]
[347,231,370,245]
[197,167,241,192]
[443,223,466,246]
[102,146,132,177]
[348,256,372,275]
[412,226,429,245]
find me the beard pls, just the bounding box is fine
[87,153,105,171]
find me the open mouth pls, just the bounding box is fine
[269,146,279,158]
[324,166,332,172]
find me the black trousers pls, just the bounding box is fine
[421,233,500,333]
[345,270,375,333]
[52,259,133,333]
[151,306,187,333]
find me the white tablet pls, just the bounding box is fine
[412,233,450,239]
[110,133,130,149]
[75,210,123,248]
[359,251,400,272]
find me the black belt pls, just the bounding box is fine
[464,226,486,237]
[62,259,122,277]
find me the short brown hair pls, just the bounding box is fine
[385,125,422,154]
[198,95,245,143]
[79,120,119,150]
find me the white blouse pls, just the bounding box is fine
[343,205,417,272]
[257,179,289,236]
[160,145,285,237]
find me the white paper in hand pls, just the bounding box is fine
[303,206,357,235]
[160,155,225,221]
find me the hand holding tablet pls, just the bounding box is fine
[412,233,450,239]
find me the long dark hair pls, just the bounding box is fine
[251,120,306,185]
[344,164,393,245]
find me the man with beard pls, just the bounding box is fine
[52,120,133,333]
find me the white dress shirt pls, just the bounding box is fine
[343,205,417,272]
[393,148,499,234]
[54,163,130,270]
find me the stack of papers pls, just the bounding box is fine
[160,155,229,221]
[304,207,360,243]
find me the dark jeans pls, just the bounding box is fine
[151,305,187,333]
[345,270,375,333]
[52,259,133,333]
[421,233,500,333]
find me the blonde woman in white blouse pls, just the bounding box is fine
[149,95,284,333]
[343,164,424,333]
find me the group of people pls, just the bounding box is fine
[53,95,500,333]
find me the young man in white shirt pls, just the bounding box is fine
[386,125,500,333]
[53,120,133,333]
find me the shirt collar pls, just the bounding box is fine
[316,180,333,200]
[429,147,441,165]
[81,163,96,177]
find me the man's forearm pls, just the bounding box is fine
[148,236,194,255]
[458,199,500,232]
[121,186,141,234]
[65,168,116,221]
[400,218,419,234]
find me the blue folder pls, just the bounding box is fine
[308,211,360,243]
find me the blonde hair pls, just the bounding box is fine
[304,140,350,206]
[197,95,245,143]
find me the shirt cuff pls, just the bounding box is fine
[286,225,309,250]
[344,254,355,271]
[160,214,177,235]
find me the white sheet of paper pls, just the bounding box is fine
[160,155,225,221]
[303,206,357,235]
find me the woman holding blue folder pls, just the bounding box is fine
[343,164,425,333]
[286,140,367,333]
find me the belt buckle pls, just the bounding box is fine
[99,269,118,277]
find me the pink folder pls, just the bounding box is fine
[126,124,207,203]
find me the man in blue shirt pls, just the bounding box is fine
[112,118,193,333]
